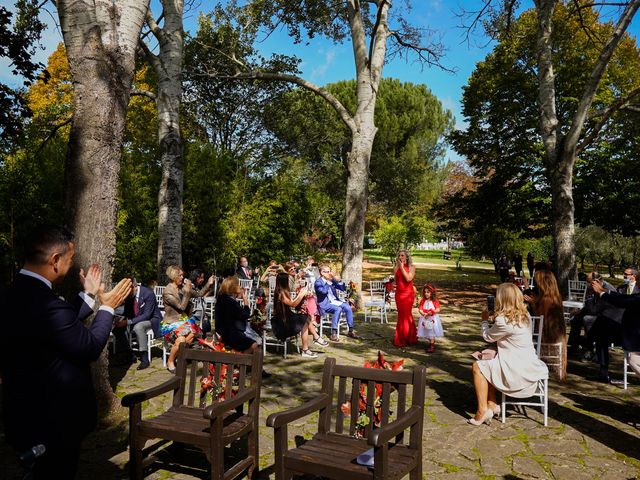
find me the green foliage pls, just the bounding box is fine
[373,215,433,262]
[447,4,640,247]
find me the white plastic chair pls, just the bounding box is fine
[239,278,253,293]
[623,351,636,389]
[364,280,388,323]
[501,315,549,426]
[567,280,587,302]
[129,327,168,367]
[153,285,165,309]
[261,318,300,359]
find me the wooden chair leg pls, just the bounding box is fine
[248,429,259,479]
[210,419,224,480]
[129,405,144,480]
[273,426,289,480]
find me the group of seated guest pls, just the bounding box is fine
[568,267,640,383]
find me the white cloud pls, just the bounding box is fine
[310,50,337,81]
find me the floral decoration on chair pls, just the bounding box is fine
[198,338,241,402]
[340,351,404,438]
[346,281,361,311]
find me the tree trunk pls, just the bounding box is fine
[549,153,576,295]
[342,128,376,287]
[152,0,184,283]
[59,0,149,414]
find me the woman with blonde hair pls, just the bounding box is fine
[525,269,566,380]
[161,265,199,373]
[469,283,548,425]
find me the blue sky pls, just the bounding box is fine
[2,0,639,163]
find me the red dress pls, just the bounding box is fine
[394,265,417,347]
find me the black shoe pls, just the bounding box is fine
[137,359,150,370]
[261,370,272,379]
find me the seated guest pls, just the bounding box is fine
[117,279,163,370]
[236,256,257,280]
[162,265,200,373]
[593,277,640,382]
[214,276,257,353]
[315,265,359,342]
[470,283,549,425]
[189,269,215,335]
[568,272,616,356]
[524,269,566,380]
[272,272,328,358]
[618,267,639,295]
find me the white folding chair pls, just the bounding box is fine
[239,278,253,293]
[153,285,165,309]
[364,280,388,323]
[567,280,587,302]
[623,351,637,389]
[129,326,168,367]
[501,315,549,426]
[261,319,300,359]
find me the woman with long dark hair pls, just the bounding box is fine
[525,269,566,380]
[272,272,327,358]
[394,249,417,347]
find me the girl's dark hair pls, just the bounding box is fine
[421,284,437,301]
[273,272,291,319]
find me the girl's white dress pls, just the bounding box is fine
[417,299,444,339]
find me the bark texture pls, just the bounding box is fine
[58,0,149,413]
[340,0,389,288]
[142,0,185,283]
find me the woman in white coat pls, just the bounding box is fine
[469,282,549,425]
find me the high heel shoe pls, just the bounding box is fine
[467,409,493,426]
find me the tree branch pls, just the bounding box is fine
[138,39,162,73]
[37,115,71,152]
[145,7,164,42]
[131,87,157,101]
[388,30,453,72]
[204,71,357,134]
[564,0,640,154]
[577,85,640,152]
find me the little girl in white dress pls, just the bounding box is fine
[417,284,443,352]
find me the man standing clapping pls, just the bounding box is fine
[0,226,132,478]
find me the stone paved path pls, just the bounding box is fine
[2,301,639,479]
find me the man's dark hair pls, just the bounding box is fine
[24,225,74,265]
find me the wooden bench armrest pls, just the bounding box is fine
[121,377,181,407]
[203,386,258,419]
[368,406,422,447]
[266,393,331,428]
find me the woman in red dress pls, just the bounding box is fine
[394,249,418,347]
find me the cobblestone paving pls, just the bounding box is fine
[2,302,639,479]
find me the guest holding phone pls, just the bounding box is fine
[469,283,548,426]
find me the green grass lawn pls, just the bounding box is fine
[364,248,495,269]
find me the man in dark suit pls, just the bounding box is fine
[594,278,640,358]
[0,226,131,478]
[236,256,256,280]
[617,267,639,295]
[118,280,163,370]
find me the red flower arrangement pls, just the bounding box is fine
[197,338,241,402]
[340,351,404,438]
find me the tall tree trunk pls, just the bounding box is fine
[58,0,149,414]
[147,0,184,283]
[549,153,576,292]
[342,127,376,286]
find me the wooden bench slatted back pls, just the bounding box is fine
[318,359,425,446]
[174,347,261,410]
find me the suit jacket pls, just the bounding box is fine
[236,266,253,280]
[162,282,193,323]
[616,283,640,295]
[124,285,163,337]
[0,273,114,451]
[314,277,346,312]
[601,291,640,351]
